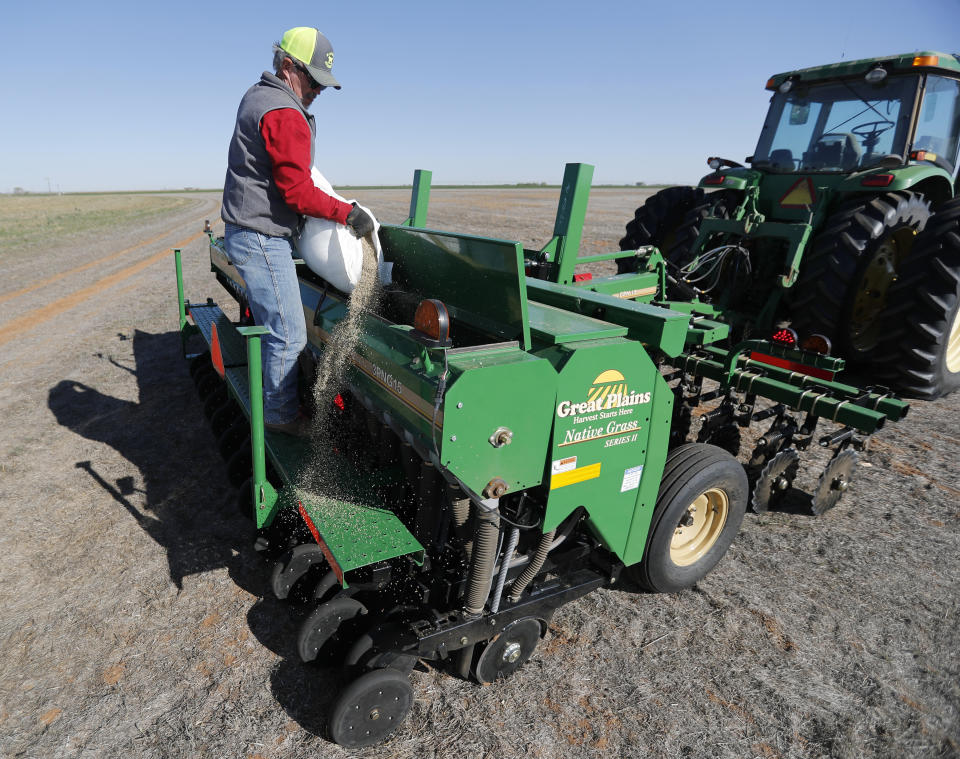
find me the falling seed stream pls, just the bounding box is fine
[295,236,383,535]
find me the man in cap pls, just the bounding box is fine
[221,27,374,436]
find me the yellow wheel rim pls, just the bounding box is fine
[947,307,960,374]
[850,227,916,352]
[670,488,729,567]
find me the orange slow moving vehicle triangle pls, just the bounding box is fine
[780,177,816,208]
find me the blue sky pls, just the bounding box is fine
[2,0,958,192]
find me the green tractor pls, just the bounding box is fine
[618,51,960,398]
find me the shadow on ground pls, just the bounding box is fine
[46,329,260,591]
[246,593,348,739]
[46,328,343,741]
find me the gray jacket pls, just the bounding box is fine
[221,72,316,238]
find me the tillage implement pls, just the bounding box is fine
[177,159,911,746]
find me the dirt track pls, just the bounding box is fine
[0,189,957,759]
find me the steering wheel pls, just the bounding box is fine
[851,120,895,145]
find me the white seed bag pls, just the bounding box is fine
[295,168,392,292]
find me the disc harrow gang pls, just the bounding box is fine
[668,365,871,516]
[812,449,860,515]
[750,448,801,513]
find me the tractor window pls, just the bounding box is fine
[914,75,960,174]
[753,75,920,173]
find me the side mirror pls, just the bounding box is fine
[789,103,810,125]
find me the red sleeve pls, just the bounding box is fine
[260,109,353,224]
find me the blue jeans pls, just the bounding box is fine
[224,223,306,425]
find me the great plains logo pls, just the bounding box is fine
[556,369,651,418]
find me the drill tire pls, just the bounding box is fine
[628,443,747,593]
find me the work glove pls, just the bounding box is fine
[346,202,375,239]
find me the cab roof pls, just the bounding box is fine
[766,51,960,90]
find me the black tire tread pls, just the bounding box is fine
[873,197,960,398]
[790,191,931,357]
[617,186,704,273]
[651,444,731,526]
[666,189,741,268]
[630,443,747,593]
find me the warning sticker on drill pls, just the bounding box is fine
[620,464,644,492]
[551,456,577,475]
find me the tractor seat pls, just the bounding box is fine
[769,148,796,170]
[803,133,862,170]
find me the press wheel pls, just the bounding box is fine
[297,597,367,663]
[192,362,216,388]
[203,384,228,419]
[197,372,221,401]
[210,400,240,437]
[237,477,253,521]
[473,617,541,685]
[189,352,212,379]
[226,445,252,487]
[269,544,328,600]
[218,417,249,460]
[328,668,413,748]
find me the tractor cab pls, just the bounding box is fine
[753,74,918,173]
[750,52,960,189]
[684,55,960,230]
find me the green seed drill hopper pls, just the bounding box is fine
[176,163,908,746]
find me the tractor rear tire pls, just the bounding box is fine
[617,186,704,273]
[627,443,747,593]
[874,197,960,398]
[790,191,931,362]
[666,189,741,269]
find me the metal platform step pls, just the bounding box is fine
[188,303,248,368]
[188,300,424,581]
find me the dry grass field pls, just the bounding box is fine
[0,188,957,759]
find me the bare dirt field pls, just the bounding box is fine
[0,188,957,759]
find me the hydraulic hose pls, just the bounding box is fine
[506,528,556,604]
[463,505,500,617]
[492,510,580,574]
[489,528,519,614]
